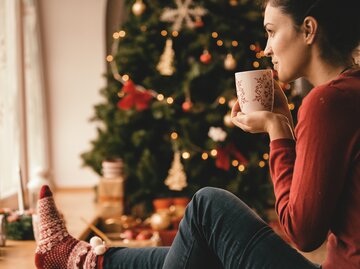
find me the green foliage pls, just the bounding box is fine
[4,213,34,240]
[82,0,301,217]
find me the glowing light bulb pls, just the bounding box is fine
[212,32,218,38]
[171,132,178,140]
[238,164,245,172]
[182,152,190,159]
[210,149,218,157]
[166,97,174,104]
[218,97,226,105]
[202,153,209,160]
[157,94,164,101]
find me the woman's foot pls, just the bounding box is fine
[34,185,104,269]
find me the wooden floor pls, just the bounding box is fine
[0,189,326,268]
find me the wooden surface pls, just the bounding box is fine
[0,189,326,268]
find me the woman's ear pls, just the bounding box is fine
[302,16,318,45]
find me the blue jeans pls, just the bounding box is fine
[104,187,321,269]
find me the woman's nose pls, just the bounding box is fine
[264,41,272,57]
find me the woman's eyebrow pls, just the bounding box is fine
[263,22,274,29]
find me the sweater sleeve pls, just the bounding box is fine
[269,85,350,252]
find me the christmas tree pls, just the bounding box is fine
[82,0,301,217]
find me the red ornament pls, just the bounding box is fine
[136,230,152,240]
[117,80,153,111]
[200,50,212,64]
[182,101,193,111]
[194,17,204,28]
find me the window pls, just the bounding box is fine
[0,0,49,204]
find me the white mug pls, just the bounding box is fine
[235,69,274,114]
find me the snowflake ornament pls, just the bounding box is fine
[160,0,207,32]
[208,127,227,142]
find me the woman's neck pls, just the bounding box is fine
[305,56,352,87]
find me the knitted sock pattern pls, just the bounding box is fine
[34,185,99,269]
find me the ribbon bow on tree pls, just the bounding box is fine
[117,80,154,111]
[216,144,248,171]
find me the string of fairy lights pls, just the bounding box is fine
[105,2,296,172]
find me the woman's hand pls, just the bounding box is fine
[231,101,274,134]
[231,81,295,140]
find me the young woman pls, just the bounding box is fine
[35,0,359,268]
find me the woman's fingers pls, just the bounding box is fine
[231,100,241,117]
[231,111,270,133]
[231,113,251,132]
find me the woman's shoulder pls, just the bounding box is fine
[304,69,360,107]
[298,69,360,124]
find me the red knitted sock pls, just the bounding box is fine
[35,185,105,269]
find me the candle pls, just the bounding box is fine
[17,167,25,214]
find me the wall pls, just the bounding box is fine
[39,0,107,187]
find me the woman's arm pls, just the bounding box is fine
[232,84,350,251]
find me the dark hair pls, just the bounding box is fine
[263,0,360,66]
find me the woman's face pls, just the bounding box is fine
[263,4,310,82]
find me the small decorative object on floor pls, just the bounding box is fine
[98,177,125,217]
[98,159,126,216]
[0,214,6,246]
[101,159,124,179]
[149,212,171,230]
[1,209,35,240]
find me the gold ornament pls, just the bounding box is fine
[229,0,238,6]
[224,53,237,70]
[164,151,187,191]
[157,38,176,76]
[150,212,171,230]
[132,0,146,16]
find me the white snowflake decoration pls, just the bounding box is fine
[208,127,227,142]
[160,0,207,32]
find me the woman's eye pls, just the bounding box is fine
[267,30,274,37]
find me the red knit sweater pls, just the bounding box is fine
[269,69,360,269]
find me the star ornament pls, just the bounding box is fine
[160,0,207,32]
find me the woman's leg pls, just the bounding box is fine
[162,187,320,269]
[103,247,169,269]
[34,185,168,269]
